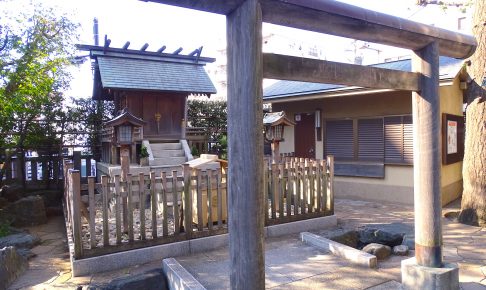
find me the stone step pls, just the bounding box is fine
[151,149,185,158]
[150,157,186,167]
[150,143,182,150]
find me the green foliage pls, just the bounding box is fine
[0,2,78,157]
[187,99,227,156]
[0,2,79,185]
[0,221,11,238]
[191,146,200,157]
[140,145,149,158]
[217,135,228,160]
[187,99,227,141]
[64,97,114,158]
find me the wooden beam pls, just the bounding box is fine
[140,43,149,51]
[143,0,476,59]
[227,0,265,289]
[263,53,420,91]
[412,41,442,268]
[157,45,166,53]
[261,0,475,59]
[143,0,244,14]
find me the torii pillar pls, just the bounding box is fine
[401,41,459,289]
[227,0,265,289]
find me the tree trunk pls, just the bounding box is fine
[458,0,486,226]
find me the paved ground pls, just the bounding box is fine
[8,198,486,289]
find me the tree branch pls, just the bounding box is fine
[417,0,468,7]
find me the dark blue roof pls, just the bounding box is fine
[263,56,463,100]
[97,56,217,94]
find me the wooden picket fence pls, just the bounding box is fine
[264,156,334,225]
[64,156,334,259]
[1,153,94,189]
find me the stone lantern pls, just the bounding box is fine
[263,111,295,163]
[104,108,146,180]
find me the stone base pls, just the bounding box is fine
[401,257,459,290]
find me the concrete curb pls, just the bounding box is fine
[70,215,337,276]
[163,258,206,290]
[300,232,377,268]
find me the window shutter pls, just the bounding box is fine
[326,120,354,160]
[358,118,384,161]
[384,116,403,163]
[403,116,413,164]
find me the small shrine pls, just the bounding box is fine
[77,38,216,176]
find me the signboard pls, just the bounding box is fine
[447,120,457,154]
[442,113,464,165]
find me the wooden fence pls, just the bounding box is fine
[64,156,334,259]
[1,153,94,188]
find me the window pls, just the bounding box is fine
[325,115,412,164]
[358,118,384,162]
[384,116,413,164]
[118,125,132,144]
[325,120,353,160]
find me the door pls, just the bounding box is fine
[294,112,316,158]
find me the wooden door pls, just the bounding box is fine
[294,113,316,158]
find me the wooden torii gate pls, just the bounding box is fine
[145,1,476,289]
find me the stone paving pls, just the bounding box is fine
[7,198,486,289]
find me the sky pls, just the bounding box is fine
[0,0,473,99]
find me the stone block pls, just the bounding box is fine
[401,257,459,290]
[402,234,415,250]
[0,246,27,289]
[393,245,409,256]
[359,228,404,247]
[92,269,167,290]
[162,258,206,290]
[362,243,391,260]
[10,196,47,227]
[0,233,40,249]
[0,184,24,202]
[324,229,359,248]
[301,232,377,268]
[26,190,62,208]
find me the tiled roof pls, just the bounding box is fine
[263,56,463,100]
[97,56,217,94]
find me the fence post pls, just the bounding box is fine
[139,173,146,241]
[73,151,81,171]
[5,158,12,181]
[71,170,83,259]
[64,161,73,228]
[183,164,192,238]
[326,155,334,214]
[101,175,110,246]
[88,176,96,249]
[150,172,157,239]
[127,174,134,242]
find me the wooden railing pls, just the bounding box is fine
[63,156,334,259]
[1,154,94,188]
